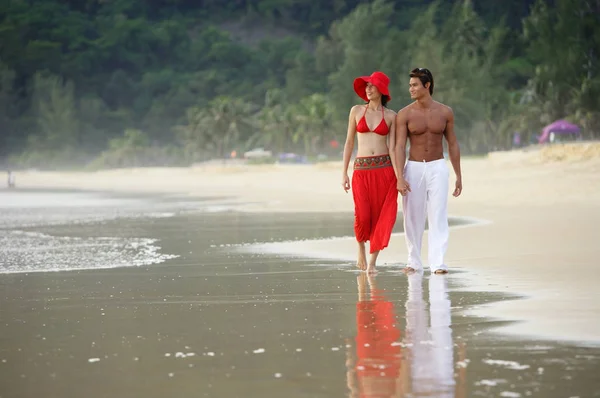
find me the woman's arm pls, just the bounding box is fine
[341,106,358,192]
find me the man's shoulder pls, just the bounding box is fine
[433,100,453,115]
[384,107,397,116]
[398,103,424,122]
[397,103,415,115]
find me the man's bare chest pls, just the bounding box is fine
[407,113,447,135]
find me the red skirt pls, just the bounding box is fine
[351,155,398,253]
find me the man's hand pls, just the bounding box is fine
[397,177,411,196]
[342,174,350,192]
[453,178,462,197]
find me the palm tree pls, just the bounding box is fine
[250,89,291,155]
[204,96,255,159]
[175,105,212,162]
[292,93,335,156]
[177,96,255,162]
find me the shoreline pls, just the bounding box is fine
[7,143,600,345]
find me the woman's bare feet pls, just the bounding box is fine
[366,250,380,274]
[356,242,367,271]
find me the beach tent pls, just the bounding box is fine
[538,119,581,144]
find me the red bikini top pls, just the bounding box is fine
[356,105,389,135]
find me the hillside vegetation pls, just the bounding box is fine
[0,0,598,169]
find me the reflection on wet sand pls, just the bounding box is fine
[346,273,467,397]
[346,274,403,397]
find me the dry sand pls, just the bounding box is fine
[13,142,600,345]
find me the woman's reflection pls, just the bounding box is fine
[346,273,466,397]
[346,273,404,397]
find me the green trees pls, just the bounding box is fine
[0,0,597,169]
[0,62,18,158]
[30,73,79,152]
[520,0,600,139]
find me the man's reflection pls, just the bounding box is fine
[406,272,455,397]
[346,272,466,397]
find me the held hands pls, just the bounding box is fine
[453,178,462,197]
[342,174,350,193]
[397,177,411,196]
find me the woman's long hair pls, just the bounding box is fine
[381,95,389,107]
[368,95,389,107]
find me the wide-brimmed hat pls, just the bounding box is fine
[353,71,391,102]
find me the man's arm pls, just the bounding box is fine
[394,109,408,178]
[394,109,411,194]
[443,106,462,197]
[387,110,398,177]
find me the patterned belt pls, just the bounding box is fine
[353,154,392,170]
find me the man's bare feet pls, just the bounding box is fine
[433,269,448,275]
[403,266,418,274]
[356,242,367,271]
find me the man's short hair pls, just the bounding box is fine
[410,68,434,95]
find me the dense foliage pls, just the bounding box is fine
[0,0,598,168]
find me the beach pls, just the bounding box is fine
[1,142,600,397]
[13,142,600,345]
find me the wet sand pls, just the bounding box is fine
[1,208,599,397]
[14,142,600,345]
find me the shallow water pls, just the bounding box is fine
[0,189,599,397]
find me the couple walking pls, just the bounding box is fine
[341,69,462,274]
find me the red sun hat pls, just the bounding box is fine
[353,71,391,102]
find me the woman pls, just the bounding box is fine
[342,71,398,273]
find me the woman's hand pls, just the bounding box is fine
[342,174,350,192]
[397,177,411,196]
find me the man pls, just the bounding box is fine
[395,68,462,274]
[7,170,15,189]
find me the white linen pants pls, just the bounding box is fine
[402,159,449,272]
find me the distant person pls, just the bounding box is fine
[395,68,462,274]
[341,71,399,273]
[513,132,521,148]
[7,170,15,188]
